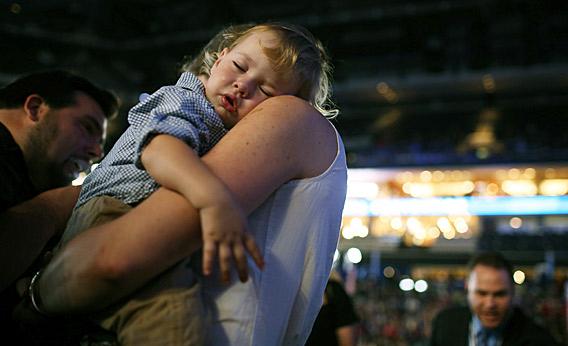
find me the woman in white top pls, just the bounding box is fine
[33,24,347,346]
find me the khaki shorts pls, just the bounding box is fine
[63,196,204,346]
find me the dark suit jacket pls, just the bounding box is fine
[429,306,560,346]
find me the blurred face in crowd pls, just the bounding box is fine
[466,264,513,329]
[24,91,106,191]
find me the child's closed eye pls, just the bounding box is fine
[233,61,245,72]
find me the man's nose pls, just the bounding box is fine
[87,142,104,161]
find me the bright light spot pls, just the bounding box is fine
[347,181,379,199]
[403,182,434,197]
[383,266,395,278]
[412,237,425,246]
[510,217,523,229]
[345,248,362,264]
[437,217,452,233]
[501,180,538,196]
[403,181,474,197]
[486,183,500,195]
[399,278,414,291]
[443,228,456,240]
[333,249,340,264]
[72,172,87,186]
[513,270,526,285]
[342,225,354,240]
[454,217,469,233]
[428,227,441,239]
[523,168,536,179]
[414,279,428,292]
[496,169,508,180]
[420,171,432,182]
[342,199,370,217]
[432,170,444,181]
[451,170,463,180]
[539,179,568,196]
[342,218,369,239]
[508,168,521,179]
[402,171,414,182]
[71,162,100,186]
[390,217,403,230]
[413,227,427,240]
[406,217,422,233]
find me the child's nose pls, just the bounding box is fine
[234,79,253,98]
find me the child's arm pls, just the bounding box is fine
[141,133,264,282]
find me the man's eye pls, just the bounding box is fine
[80,122,92,135]
[233,61,245,72]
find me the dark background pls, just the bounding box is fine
[2,2,567,344]
[2,0,568,167]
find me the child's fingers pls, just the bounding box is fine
[202,239,217,276]
[232,241,249,282]
[218,243,232,284]
[243,233,264,270]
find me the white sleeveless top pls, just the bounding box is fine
[202,126,347,345]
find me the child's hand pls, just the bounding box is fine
[199,202,264,283]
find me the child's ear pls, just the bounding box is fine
[219,47,229,57]
[214,48,229,67]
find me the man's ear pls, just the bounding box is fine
[23,94,46,122]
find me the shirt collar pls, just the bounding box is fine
[176,72,206,94]
[176,72,228,140]
[472,314,505,341]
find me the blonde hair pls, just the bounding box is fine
[180,23,338,118]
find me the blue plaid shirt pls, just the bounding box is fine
[76,72,227,208]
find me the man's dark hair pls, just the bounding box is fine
[0,70,119,119]
[467,251,514,280]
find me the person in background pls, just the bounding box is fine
[430,251,560,346]
[306,271,360,346]
[0,70,118,342]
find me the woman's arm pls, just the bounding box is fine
[38,96,337,314]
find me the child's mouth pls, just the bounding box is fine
[222,95,237,112]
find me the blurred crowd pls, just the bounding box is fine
[349,273,566,346]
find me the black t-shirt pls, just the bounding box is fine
[0,121,39,342]
[0,121,37,212]
[305,279,360,346]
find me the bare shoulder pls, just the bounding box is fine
[248,95,332,129]
[203,96,339,211]
[244,96,338,178]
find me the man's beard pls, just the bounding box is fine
[24,115,69,192]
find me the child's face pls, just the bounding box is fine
[204,30,301,128]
